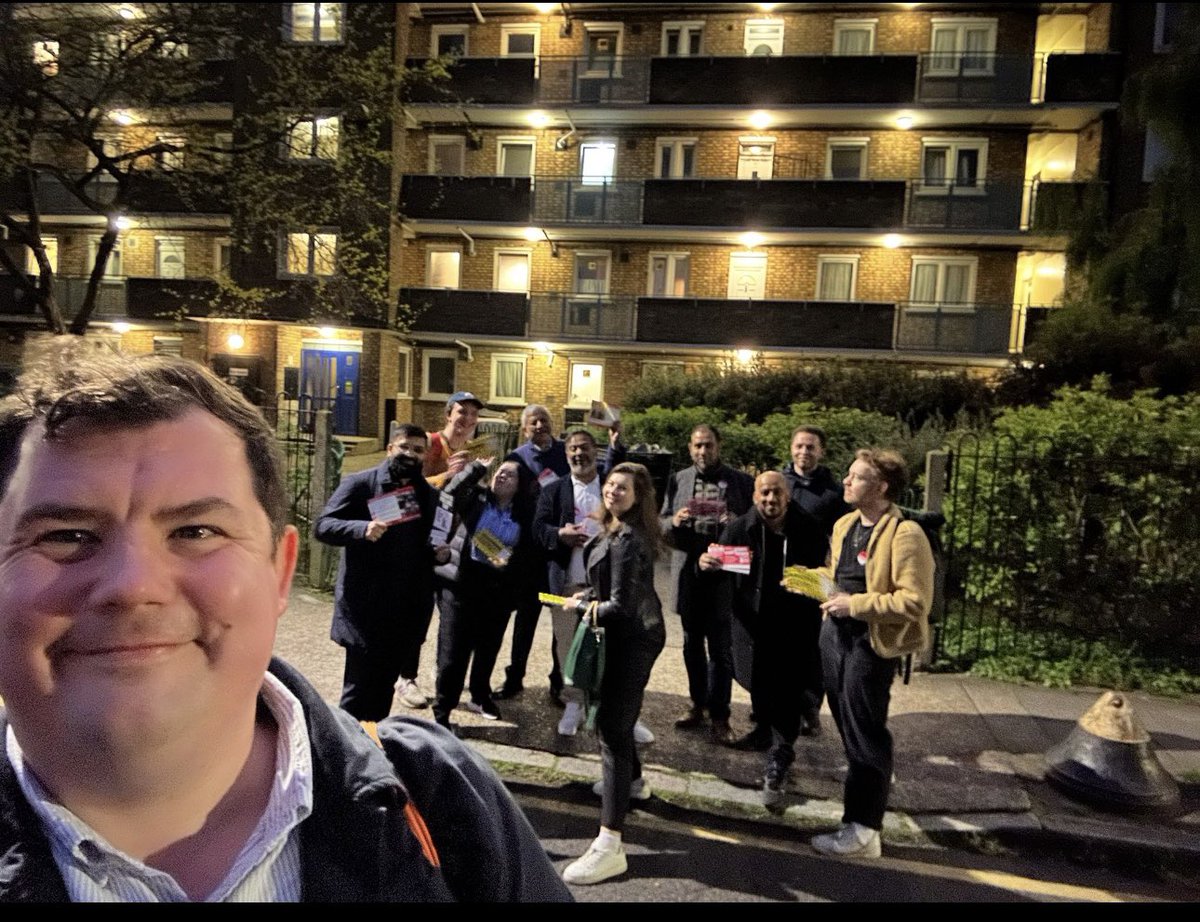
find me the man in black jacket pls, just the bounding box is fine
[701,471,827,806]
[660,424,754,744]
[781,425,848,538]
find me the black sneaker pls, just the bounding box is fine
[762,762,788,808]
[491,681,524,700]
[466,698,502,721]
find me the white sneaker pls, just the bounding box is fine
[558,701,584,737]
[633,720,655,745]
[562,840,628,885]
[811,822,882,859]
[591,777,651,801]
[395,678,428,709]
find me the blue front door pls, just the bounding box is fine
[300,347,360,436]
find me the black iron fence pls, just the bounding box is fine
[935,435,1200,672]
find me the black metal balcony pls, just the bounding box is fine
[0,172,227,216]
[531,179,642,225]
[894,302,1016,356]
[529,293,636,341]
[400,174,532,222]
[1029,180,1107,233]
[125,277,219,320]
[404,56,538,105]
[650,55,918,105]
[645,179,907,229]
[636,297,896,350]
[916,53,1037,104]
[1042,53,1122,104]
[401,287,528,336]
[904,179,1025,231]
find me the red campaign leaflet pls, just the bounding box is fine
[708,543,752,575]
[538,467,561,488]
[688,497,727,518]
[367,486,422,526]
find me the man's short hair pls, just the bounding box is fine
[690,423,721,443]
[855,448,908,501]
[390,422,427,444]
[791,425,827,448]
[520,404,550,427]
[0,343,288,541]
[563,427,597,447]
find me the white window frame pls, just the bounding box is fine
[396,345,413,398]
[918,137,988,194]
[286,115,339,162]
[583,22,624,76]
[493,248,532,293]
[825,138,869,179]
[430,24,469,57]
[280,229,338,278]
[496,136,536,178]
[501,24,541,76]
[421,349,458,401]
[566,360,605,410]
[155,235,187,279]
[88,235,123,278]
[909,256,978,313]
[647,252,691,297]
[654,137,698,178]
[928,18,998,76]
[744,19,784,56]
[285,3,345,45]
[641,360,686,379]
[214,237,232,276]
[573,250,612,296]
[156,134,186,171]
[1154,3,1183,53]
[579,141,616,186]
[32,40,59,75]
[816,255,860,302]
[833,19,877,55]
[489,353,527,407]
[737,136,776,180]
[661,20,704,56]
[426,245,462,289]
[428,134,466,175]
[25,237,58,274]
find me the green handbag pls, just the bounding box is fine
[564,601,605,732]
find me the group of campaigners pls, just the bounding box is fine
[315,392,936,886]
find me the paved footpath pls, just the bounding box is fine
[275,566,1200,883]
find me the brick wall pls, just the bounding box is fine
[49,229,225,278]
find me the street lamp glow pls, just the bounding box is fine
[748,110,772,130]
[112,216,133,231]
[110,110,135,126]
[318,326,335,338]
[523,226,542,241]
[118,6,137,20]
[896,115,914,130]
[740,232,764,249]
[532,341,552,353]
[227,332,245,350]
[111,321,131,334]
[735,349,756,364]
[535,2,556,13]
[883,233,902,249]
[528,111,550,128]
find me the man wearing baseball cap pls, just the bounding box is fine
[424,392,484,490]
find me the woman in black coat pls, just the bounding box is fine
[561,462,666,886]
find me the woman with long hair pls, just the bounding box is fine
[561,462,666,886]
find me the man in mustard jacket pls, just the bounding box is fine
[812,449,934,859]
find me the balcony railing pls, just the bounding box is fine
[531,178,643,225]
[905,179,1026,231]
[894,302,1020,356]
[404,52,1119,109]
[529,293,637,341]
[402,287,528,336]
[0,172,228,216]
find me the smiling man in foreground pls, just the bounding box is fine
[0,346,569,903]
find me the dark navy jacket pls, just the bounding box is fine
[780,464,849,538]
[0,659,572,902]
[315,460,436,650]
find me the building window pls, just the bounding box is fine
[655,138,697,178]
[397,346,412,397]
[579,141,616,185]
[156,134,186,171]
[641,361,685,379]
[429,135,465,175]
[155,236,186,279]
[909,257,977,310]
[501,24,540,75]
[583,23,623,76]
[929,19,997,76]
[214,237,232,276]
[32,40,59,76]
[490,353,527,406]
[426,248,461,289]
[494,249,532,293]
[825,139,868,179]
[422,350,457,399]
[816,256,859,301]
[25,238,58,274]
[286,115,339,161]
[833,19,876,55]
[430,25,468,57]
[1155,3,1184,52]
[497,137,535,177]
[89,31,128,66]
[282,231,337,277]
[744,19,784,56]
[153,335,184,356]
[648,253,690,297]
[88,236,123,277]
[662,21,703,56]
[919,138,988,192]
[287,3,344,44]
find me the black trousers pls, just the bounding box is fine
[339,645,405,722]
[820,616,897,831]
[679,586,733,721]
[433,583,513,722]
[503,582,562,692]
[597,628,665,831]
[749,603,823,771]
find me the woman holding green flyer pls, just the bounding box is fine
[560,462,666,886]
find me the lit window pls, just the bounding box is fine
[32,40,59,76]
[909,257,977,310]
[833,20,876,55]
[283,231,337,277]
[816,256,859,301]
[288,3,344,44]
[287,115,339,160]
[579,142,616,185]
[662,22,703,56]
[25,238,58,274]
[919,138,988,192]
[89,235,123,277]
[490,354,527,405]
[648,253,690,297]
[427,249,461,289]
[928,19,997,76]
